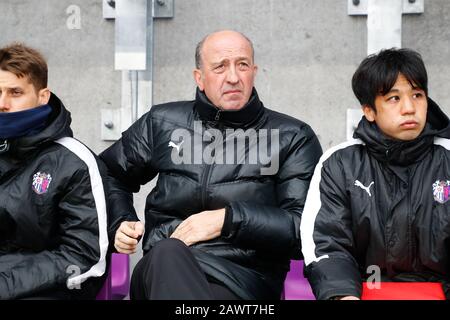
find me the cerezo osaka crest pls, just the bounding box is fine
[32,171,52,194]
[433,180,450,204]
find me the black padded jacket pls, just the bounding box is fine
[301,98,450,300]
[100,88,322,299]
[0,93,109,299]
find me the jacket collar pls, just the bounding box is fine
[0,93,73,177]
[194,87,266,129]
[354,97,450,166]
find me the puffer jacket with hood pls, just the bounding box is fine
[301,98,450,300]
[100,88,322,299]
[0,93,109,299]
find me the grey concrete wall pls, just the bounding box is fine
[2,0,450,289]
[153,0,450,149]
[1,0,120,154]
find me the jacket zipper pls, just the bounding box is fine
[202,110,222,208]
[407,169,415,268]
[201,163,213,208]
[214,110,221,121]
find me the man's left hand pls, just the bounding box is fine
[170,208,226,246]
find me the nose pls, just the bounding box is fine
[0,93,9,111]
[226,66,239,84]
[401,96,415,115]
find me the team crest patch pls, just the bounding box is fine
[32,172,52,194]
[432,180,450,204]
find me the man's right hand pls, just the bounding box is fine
[114,221,145,254]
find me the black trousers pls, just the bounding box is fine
[20,290,70,300]
[130,238,240,300]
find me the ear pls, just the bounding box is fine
[193,69,204,91]
[38,88,51,105]
[362,104,376,122]
[253,64,258,75]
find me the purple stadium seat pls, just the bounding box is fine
[96,253,130,300]
[96,268,112,300]
[111,253,130,299]
[282,260,315,300]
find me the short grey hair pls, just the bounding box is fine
[195,31,255,69]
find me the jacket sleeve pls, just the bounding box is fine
[221,124,322,259]
[0,155,109,299]
[300,152,362,300]
[99,111,157,241]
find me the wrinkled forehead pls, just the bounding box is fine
[202,33,253,62]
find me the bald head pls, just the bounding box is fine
[195,30,254,69]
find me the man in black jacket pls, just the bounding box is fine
[301,48,450,300]
[100,30,322,299]
[0,43,109,299]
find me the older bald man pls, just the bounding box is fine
[100,30,322,300]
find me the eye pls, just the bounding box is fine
[214,65,225,73]
[238,62,249,69]
[10,88,23,96]
[386,96,400,102]
[413,92,424,99]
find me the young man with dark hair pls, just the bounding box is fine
[301,48,450,300]
[0,43,109,299]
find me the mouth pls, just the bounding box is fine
[223,90,241,95]
[400,120,419,129]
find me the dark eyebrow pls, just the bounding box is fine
[411,85,424,91]
[384,85,424,96]
[10,87,23,91]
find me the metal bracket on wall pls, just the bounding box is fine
[153,0,174,18]
[101,0,174,141]
[348,0,424,54]
[101,107,131,141]
[102,0,174,19]
[348,0,424,16]
[103,0,116,19]
[346,0,424,139]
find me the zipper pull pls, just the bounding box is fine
[0,140,9,153]
[215,110,221,121]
